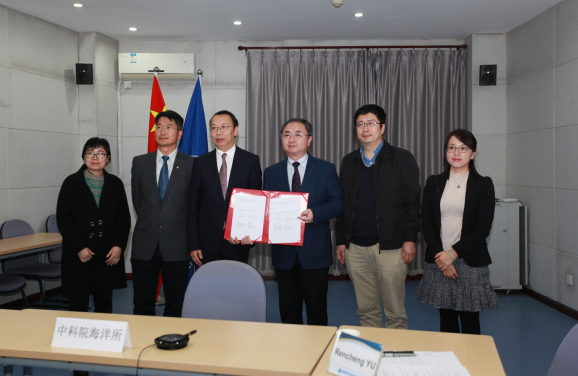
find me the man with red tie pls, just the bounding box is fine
[187,110,262,267]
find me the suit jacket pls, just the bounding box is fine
[263,154,345,270]
[131,150,194,262]
[421,171,495,267]
[186,147,262,254]
[57,165,131,297]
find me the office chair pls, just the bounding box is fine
[548,323,578,376]
[0,219,61,309]
[45,214,62,263]
[182,260,266,322]
[0,274,29,308]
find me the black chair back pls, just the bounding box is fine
[0,219,40,272]
[45,214,62,264]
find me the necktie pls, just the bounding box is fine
[158,156,169,200]
[292,162,301,192]
[219,153,228,199]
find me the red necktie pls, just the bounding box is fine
[219,153,227,198]
[292,162,301,192]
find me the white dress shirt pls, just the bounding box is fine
[216,145,236,186]
[286,154,308,191]
[156,148,179,183]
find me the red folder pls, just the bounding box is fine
[224,188,309,246]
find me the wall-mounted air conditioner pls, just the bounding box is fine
[118,53,196,80]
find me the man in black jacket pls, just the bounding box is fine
[335,104,421,329]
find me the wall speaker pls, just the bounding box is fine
[479,65,497,86]
[76,63,93,85]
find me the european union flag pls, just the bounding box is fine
[179,77,208,157]
[179,77,208,285]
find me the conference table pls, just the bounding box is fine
[0,309,338,376]
[0,232,62,260]
[0,310,506,376]
[311,325,506,376]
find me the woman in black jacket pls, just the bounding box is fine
[56,137,131,313]
[416,129,499,334]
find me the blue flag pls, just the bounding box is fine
[179,77,208,157]
[179,77,208,286]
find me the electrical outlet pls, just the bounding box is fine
[124,80,132,89]
[567,274,573,286]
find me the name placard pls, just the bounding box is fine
[327,331,383,376]
[51,317,132,353]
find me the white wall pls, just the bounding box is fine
[0,6,117,304]
[507,0,578,310]
[466,34,508,199]
[79,32,120,174]
[0,6,79,304]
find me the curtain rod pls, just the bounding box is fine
[238,44,467,51]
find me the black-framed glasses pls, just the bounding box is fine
[355,121,381,129]
[84,152,108,159]
[446,146,471,153]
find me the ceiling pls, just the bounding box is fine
[0,0,563,42]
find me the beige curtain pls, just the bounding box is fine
[245,48,466,276]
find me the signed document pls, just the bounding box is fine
[224,189,308,245]
[230,194,267,241]
[268,196,303,244]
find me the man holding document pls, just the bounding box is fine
[187,110,262,267]
[263,118,345,326]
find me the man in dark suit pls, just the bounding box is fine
[263,118,344,326]
[187,110,262,266]
[131,110,194,317]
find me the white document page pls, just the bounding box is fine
[379,351,471,376]
[268,196,303,244]
[380,366,471,376]
[230,194,267,240]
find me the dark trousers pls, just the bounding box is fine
[275,256,329,326]
[69,290,113,313]
[201,238,250,265]
[439,308,481,334]
[131,245,189,317]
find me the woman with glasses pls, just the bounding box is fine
[416,129,499,334]
[57,137,131,313]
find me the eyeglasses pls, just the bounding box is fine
[210,125,233,134]
[282,132,309,139]
[155,125,178,132]
[446,146,471,153]
[356,121,381,129]
[84,152,108,159]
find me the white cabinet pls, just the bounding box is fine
[487,202,528,291]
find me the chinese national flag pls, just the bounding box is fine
[148,74,167,152]
[148,73,167,301]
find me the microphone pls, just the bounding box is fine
[154,330,197,350]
